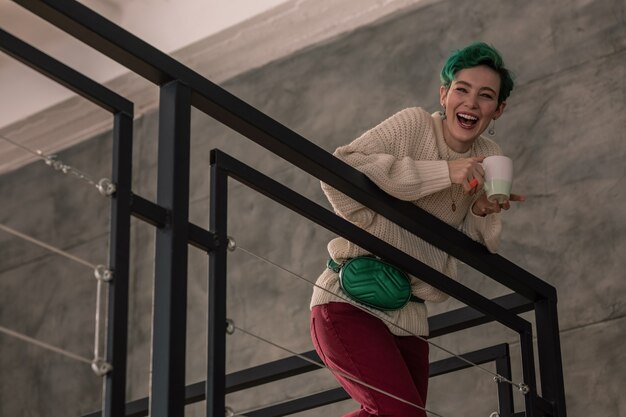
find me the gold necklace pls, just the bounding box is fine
[443,139,473,212]
[444,145,459,211]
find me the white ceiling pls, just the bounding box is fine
[0,0,291,129]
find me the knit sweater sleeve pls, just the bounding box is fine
[322,108,450,226]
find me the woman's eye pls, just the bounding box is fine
[480,93,494,99]
[455,87,468,93]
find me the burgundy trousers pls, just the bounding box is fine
[310,302,429,417]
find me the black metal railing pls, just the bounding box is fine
[2,1,566,416]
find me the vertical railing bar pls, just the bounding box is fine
[495,344,515,417]
[519,327,539,417]
[150,80,192,417]
[207,163,229,416]
[103,111,133,417]
[535,298,567,417]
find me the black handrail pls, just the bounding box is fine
[209,150,540,416]
[0,27,132,115]
[211,149,530,333]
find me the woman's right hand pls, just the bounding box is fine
[447,156,485,195]
[472,192,526,216]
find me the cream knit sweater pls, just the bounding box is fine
[310,107,503,336]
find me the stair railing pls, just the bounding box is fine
[2,1,567,416]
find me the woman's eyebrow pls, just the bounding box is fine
[455,80,497,95]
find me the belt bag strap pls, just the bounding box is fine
[327,256,424,310]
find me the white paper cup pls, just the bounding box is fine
[482,155,513,203]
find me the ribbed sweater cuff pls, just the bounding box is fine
[464,210,501,253]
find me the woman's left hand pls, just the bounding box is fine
[472,193,526,216]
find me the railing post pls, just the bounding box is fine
[150,80,192,417]
[103,111,133,417]
[535,297,567,417]
[207,162,229,417]
[519,326,539,417]
[495,344,515,417]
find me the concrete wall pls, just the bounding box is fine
[1,0,624,416]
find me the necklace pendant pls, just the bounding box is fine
[451,202,456,212]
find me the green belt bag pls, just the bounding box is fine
[327,256,424,311]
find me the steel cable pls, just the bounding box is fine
[0,223,111,375]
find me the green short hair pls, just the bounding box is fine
[440,42,514,105]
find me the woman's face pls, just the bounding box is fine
[439,65,507,152]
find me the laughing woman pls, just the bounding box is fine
[310,42,525,417]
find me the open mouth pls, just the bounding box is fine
[456,112,479,129]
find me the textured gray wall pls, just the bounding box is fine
[1,0,624,416]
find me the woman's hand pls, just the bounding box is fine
[448,156,485,195]
[472,193,526,216]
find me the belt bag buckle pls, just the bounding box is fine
[336,256,415,310]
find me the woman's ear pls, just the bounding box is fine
[494,101,507,119]
[439,85,448,106]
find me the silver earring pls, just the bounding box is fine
[440,105,447,120]
[488,119,496,136]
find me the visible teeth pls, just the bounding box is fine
[458,113,478,121]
